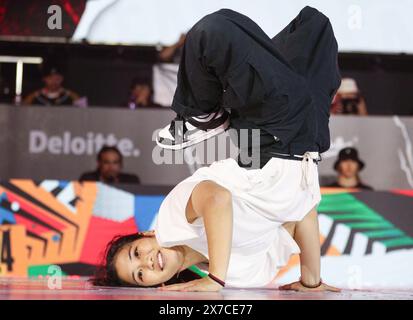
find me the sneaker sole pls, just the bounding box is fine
[156,117,230,150]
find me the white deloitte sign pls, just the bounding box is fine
[29,130,141,157]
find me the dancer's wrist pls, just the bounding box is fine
[299,275,322,288]
[207,272,226,287]
[208,269,226,280]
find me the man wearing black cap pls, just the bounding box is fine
[23,64,81,106]
[328,147,373,190]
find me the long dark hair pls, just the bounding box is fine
[90,233,201,287]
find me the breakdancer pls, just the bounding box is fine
[93,6,341,292]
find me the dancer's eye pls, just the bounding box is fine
[138,270,143,282]
[134,247,139,258]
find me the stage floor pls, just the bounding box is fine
[0,277,411,300]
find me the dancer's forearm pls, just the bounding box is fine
[190,181,233,281]
[293,207,321,286]
[203,194,233,281]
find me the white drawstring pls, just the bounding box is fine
[266,151,320,194]
[301,152,317,197]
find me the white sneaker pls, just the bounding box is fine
[156,109,230,150]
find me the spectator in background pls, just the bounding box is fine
[79,145,140,184]
[127,77,162,109]
[158,33,186,63]
[328,147,373,190]
[23,64,86,107]
[330,78,368,115]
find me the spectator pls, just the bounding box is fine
[79,145,140,184]
[127,77,162,109]
[23,63,85,107]
[331,78,368,115]
[328,147,373,190]
[158,33,186,63]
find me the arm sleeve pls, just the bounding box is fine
[154,179,207,247]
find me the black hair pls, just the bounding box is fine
[129,77,154,102]
[129,77,151,91]
[97,145,123,165]
[90,233,201,288]
[40,56,66,77]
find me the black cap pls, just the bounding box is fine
[334,147,365,171]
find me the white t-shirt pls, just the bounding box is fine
[154,157,321,288]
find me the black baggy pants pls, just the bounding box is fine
[171,7,341,167]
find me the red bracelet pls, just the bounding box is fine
[208,273,225,287]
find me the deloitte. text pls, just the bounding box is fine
[29,130,141,157]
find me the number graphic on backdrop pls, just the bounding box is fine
[1,230,15,272]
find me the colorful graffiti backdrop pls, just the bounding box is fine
[0,180,412,287]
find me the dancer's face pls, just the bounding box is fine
[114,234,182,286]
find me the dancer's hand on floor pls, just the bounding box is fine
[278,281,341,293]
[158,276,223,292]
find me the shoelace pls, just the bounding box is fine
[186,109,225,131]
[170,109,225,138]
[168,114,187,138]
